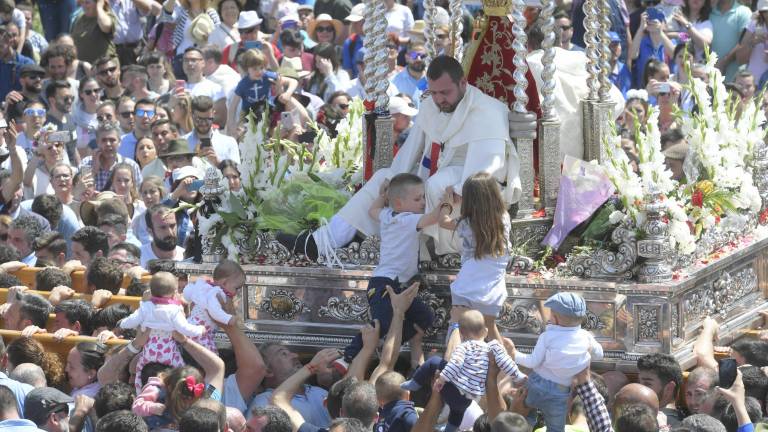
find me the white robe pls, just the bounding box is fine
[337,84,516,254]
[526,47,625,161]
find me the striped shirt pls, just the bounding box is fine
[160,5,220,55]
[440,340,525,399]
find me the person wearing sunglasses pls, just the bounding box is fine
[94,56,124,104]
[391,44,427,104]
[44,80,79,164]
[72,77,103,155]
[554,12,582,52]
[222,10,278,71]
[4,64,45,124]
[118,98,157,159]
[309,13,342,45]
[15,101,48,158]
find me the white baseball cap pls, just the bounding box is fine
[389,96,418,116]
[172,166,204,183]
[346,3,366,22]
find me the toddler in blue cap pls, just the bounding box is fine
[513,292,604,432]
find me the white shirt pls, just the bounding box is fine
[183,279,233,324]
[120,300,205,335]
[139,242,185,269]
[385,3,414,37]
[208,23,240,50]
[372,208,422,282]
[185,78,226,102]
[206,64,241,105]
[185,130,241,165]
[515,324,604,386]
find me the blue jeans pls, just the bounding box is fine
[525,372,570,432]
[37,0,77,41]
[343,277,434,362]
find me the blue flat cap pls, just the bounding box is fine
[544,292,587,318]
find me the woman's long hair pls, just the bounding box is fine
[682,0,711,22]
[104,163,140,205]
[7,337,66,390]
[459,173,508,259]
[306,43,340,100]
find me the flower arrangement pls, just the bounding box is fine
[198,98,367,261]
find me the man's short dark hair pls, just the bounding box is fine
[249,406,291,432]
[96,410,148,432]
[110,242,141,266]
[341,381,378,427]
[32,232,67,258]
[329,418,367,432]
[123,65,148,85]
[86,257,123,294]
[40,44,75,68]
[713,396,762,432]
[680,414,727,432]
[731,340,768,367]
[145,203,173,231]
[90,303,132,331]
[0,273,22,288]
[94,382,134,418]
[71,226,110,258]
[95,121,121,141]
[18,293,53,328]
[201,45,223,64]
[191,95,214,113]
[54,299,93,334]
[94,55,119,71]
[660,128,685,149]
[614,404,659,432]
[327,377,358,419]
[0,385,18,415]
[426,55,465,84]
[178,407,219,432]
[739,365,768,403]
[134,97,154,109]
[0,243,20,263]
[98,213,128,236]
[35,267,72,292]
[637,353,683,398]
[10,215,45,246]
[151,118,178,133]
[45,80,72,101]
[490,412,529,432]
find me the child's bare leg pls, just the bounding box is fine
[409,325,425,369]
[484,314,501,342]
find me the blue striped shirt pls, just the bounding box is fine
[440,340,525,398]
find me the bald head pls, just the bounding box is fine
[613,383,660,418]
[9,363,46,388]
[226,407,245,432]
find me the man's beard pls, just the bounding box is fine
[23,83,40,94]
[436,88,465,113]
[154,235,178,251]
[409,62,425,73]
[56,101,72,114]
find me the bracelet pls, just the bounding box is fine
[305,364,319,374]
[440,202,453,214]
[126,342,140,354]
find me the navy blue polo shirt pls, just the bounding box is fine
[375,400,418,432]
[0,52,33,101]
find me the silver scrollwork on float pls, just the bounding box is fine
[260,289,310,320]
[319,295,370,322]
[497,300,544,334]
[567,226,637,280]
[636,305,661,343]
[637,187,673,283]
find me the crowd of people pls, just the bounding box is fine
[0,0,762,430]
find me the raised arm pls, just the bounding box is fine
[574,367,613,432]
[368,180,389,222]
[173,331,225,390]
[347,320,380,381]
[98,329,149,385]
[272,349,341,432]
[95,0,114,34]
[370,283,419,384]
[2,123,22,204]
[215,300,266,405]
[694,317,719,370]
[412,386,444,432]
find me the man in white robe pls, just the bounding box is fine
[306,55,519,257]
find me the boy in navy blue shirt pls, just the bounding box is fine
[374,371,418,432]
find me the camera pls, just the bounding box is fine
[47,130,75,143]
[657,82,671,95]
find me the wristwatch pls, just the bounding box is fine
[685,22,692,30]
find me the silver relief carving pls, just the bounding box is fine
[497,300,544,334]
[567,226,637,280]
[319,295,370,322]
[418,290,450,336]
[583,309,607,331]
[260,289,310,320]
[637,306,660,342]
[318,236,381,266]
[637,187,673,283]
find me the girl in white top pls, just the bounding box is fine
[439,172,511,342]
[120,272,206,391]
[22,127,72,199]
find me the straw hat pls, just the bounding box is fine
[280,57,311,79]
[308,14,344,40]
[190,13,215,45]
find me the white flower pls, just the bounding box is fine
[608,210,625,225]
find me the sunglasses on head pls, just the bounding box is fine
[83,88,102,96]
[24,108,45,117]
[316,25,334,32]
[136,108,155,118]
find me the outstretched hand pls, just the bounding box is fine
[387,282,420,314]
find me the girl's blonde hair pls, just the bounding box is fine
[141,175,168,199]
[170,93,194,134]
[164,365,206,421]
[459,172,507,259]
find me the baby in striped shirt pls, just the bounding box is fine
[401,310,526,432]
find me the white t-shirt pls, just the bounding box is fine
[139,242,185,269]
[208,23,240,51]
[372,208,422,282]
[185,78,226,102]
[385,3,414,37]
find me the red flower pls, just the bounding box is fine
[760,209,768,225]
[692,189,704,208]
[363,99,376,112]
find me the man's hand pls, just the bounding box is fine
[574,364,591,386]
[73,394,94,418]
[716,369,745,404]
[3,122,17,150]
[507,385,531,416]
[53,328,79,341]
[361,319,381,349]
[0,261,26,272]
[502,337,516,358]
[0,303,10,318]
[8,285,28,301]
[95,330,118,344]
[21,325,45,337]
[308,348,341,371]
[132,327,151,349]
[124,266,145,281]
[201,146,219,165]
[5,91,22,105]
[90,290,113,309]
[49,285,76,306]
[509,111,537,140]
[432,376,446,393]
[61,260,86,275]
[387,282,419,315]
